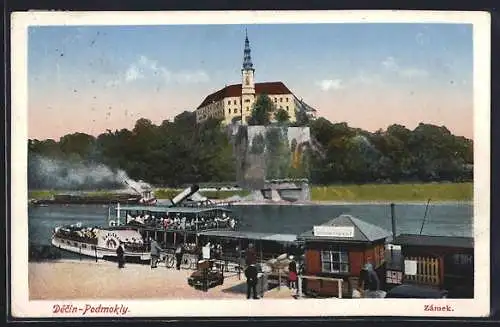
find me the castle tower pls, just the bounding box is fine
[241,29,256,123]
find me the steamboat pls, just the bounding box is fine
[50,185,240,262]
[51,224,150,261]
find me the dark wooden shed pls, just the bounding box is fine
[393,234,474,298]
[298,214,391,298]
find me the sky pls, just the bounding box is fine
[28,23,473,140]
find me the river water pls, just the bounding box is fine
[29,202,473,246]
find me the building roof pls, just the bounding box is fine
[393,234,474,249]
[197,82,292,109]
[294,97,318,113]
[197,230,297,243]
[115,205,231,214]
[298,214,391,243]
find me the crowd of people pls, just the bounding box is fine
[54,225,99,245]
[125,212,238,231]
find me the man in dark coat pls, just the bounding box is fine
[358,263,382,298]
[245,264,259,299]
[175,243,184,270]
[245,243,257,266]
[116,242,125,268]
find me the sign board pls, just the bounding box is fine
[202,246,210,260]
[404,260,418,275]
[313,226,355,238]
[387,244,402,251]
[385,270,403,284]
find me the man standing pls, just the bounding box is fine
[150,237,162,269]
[175,243,184,270]
[116,242,125,269]
[245,264,259,299]
[245,243,257,266]
[358,263,383,298]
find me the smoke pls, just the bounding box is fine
[28,154,150,191]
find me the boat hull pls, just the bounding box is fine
[51,236,151,261]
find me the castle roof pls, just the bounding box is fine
[197,82,292,109]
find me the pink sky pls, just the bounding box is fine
[28,79,473,141]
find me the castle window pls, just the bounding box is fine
[274,98,277,102]
[286,106,289,111]
[235,109,239,113]
[233,100,237,105]
[228,100,231,105]
[246,107,249,111]
[286,98,289,102]
[245,99,251,103]
[228,109,232,114]
[280,98,283,102]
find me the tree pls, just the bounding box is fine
[274,109,290,124]
[58,133,96,161]
[248,94,274,126]
[294,109,310,127]
[250,133,266,155]
[28,111,474,187]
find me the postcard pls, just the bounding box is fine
[10,10,491,318]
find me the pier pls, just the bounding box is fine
[46,200,474,299]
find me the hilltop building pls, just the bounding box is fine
[195,31,317,125]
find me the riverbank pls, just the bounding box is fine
[231,200,472,206]
[29,182,473,203]
[29,260,293,300]
[310,182,473,202]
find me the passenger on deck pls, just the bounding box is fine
[210,243,215,258]
[136,215,145,225]
[214,243,222,259]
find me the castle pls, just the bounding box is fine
[195,31,317,125]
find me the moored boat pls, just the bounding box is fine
[51,223,151,261]
[49,186,239,262]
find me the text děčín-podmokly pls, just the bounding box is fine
[53,304,129,316]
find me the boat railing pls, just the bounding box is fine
[54,231,98,245]
[134,222,236,232]
[179,202,236,208]
[123,243,147,253]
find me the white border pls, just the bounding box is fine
[11,10,491,318]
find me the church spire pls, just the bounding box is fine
[242,29,254,71]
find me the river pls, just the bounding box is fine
[29,202,473,246]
